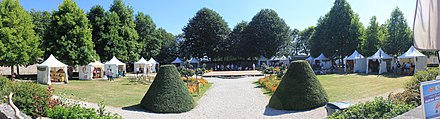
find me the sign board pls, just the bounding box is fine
[421,80,440,119]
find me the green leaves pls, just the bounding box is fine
[135,12,161,58]
[44,0,97,66]
[0,0,42,67]
[182,7,230,59]
[383,7,412,56]
[241,9,291,59]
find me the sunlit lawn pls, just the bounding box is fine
[258,74,410,102]
[43,77,212,107]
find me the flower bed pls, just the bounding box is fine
[182,77,210,95]
[257,75,281,93]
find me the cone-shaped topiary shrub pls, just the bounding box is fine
[268,60,328,110]
[140,65,195,113]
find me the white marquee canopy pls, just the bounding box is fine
[37,54,68,84]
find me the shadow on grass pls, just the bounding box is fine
[354,73,407,78]
[263,106,309,116]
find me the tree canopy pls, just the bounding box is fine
[230,21,248,59]
[135,12,161,58]
[87,5,106,61]
[241,9,292,59]
[182,7,230,59]
[361,16,380,56]
[383,7,412,56]
[309,0,364,59]
[156,28,178,63]
[0,0,42,68]
[109,0,139,62]
[297,26,315,55]
[44,0,98,66]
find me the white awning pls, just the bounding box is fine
[38,54,68,67]
[345,50,365,60]
[315,53,329,60]
[105,56,125,65]
[134,57,149,64]
[398,46,426,58]
[368,48,393,60]
[88,61,104,66]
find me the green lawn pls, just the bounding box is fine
[318,74,410,102]
[258,74,410,102]
[44,77,212,107]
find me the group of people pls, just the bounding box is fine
[393,61,414,75]
[105,68,114,81]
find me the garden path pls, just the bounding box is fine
[75,76,328,119]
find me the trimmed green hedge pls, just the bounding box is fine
[140,65,195,113]
[45,104,121,119]
[268,60,328,110]
[0,77,49,118]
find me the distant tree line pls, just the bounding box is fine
[0,0,414,76]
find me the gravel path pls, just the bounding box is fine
[75,76,327,119]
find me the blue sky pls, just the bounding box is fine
[20,0,415,35]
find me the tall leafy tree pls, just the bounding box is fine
[182,7,230,59]
[44,0,98,66]
[135,12,161,58]
[241,9,292,59]
[361,16,380,56]
[298,26,315,55]
[383,7,413,56]
[29,9,51,42]
[288,29,300,56]
[156,28,178,63]
[230,21,248,59]
[0,0,43,76]
[87,5,106,60]
[109,0,139,62]
[99,11,125,61]
[309,0,364,60]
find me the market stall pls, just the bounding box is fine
[148,58,160,73]
[104,56,126,78]
[171,57,184,67]
[305,56,315,66]
[397,46,427,75]
[187,57,200,68]
[344,50,367,73]
[258,56,270,67]
[366,48,393,74]
[79,61,104,80]
[270,56,290,66]
[314,53,332,69]
[37,54,68,84]
[134,57,150,74]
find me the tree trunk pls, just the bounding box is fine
[10,65,14,80]
[16,65,20,79]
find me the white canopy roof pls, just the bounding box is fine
[187,58,200,63]
[368,48,393,59]
[315,53,329,60]
[105,56,125,65]
[306,56,314,61]
[258,56,269,61]
[270,56,289,61]
[134,57,149,64]
[171,57,183,63]
[148,58,159,64]
[39,54,68,67]
[398,46,426,58]
[88,61,104,66]
[345,50,365,60]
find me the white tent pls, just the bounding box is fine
[398,46,428,74]
[270,56,290,66]
[258,56,269,67]
[171,57,184,67]
[148,58,159,73]
[79,61,104,80]
[37,54,68,84]
[187,58,200,68]
[366,48,393,74]
[305,56,315,65]
[344,50,367,73]
[134,57,151,74]
[104,56,126,78]
[314,53,332,69]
